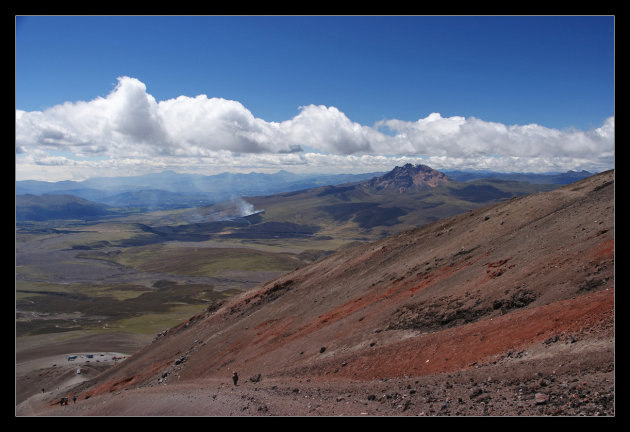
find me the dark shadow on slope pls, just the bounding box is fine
[450,185,513,203]
[318,203,408,229]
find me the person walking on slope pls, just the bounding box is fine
[232,371,238,386]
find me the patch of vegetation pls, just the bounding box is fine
[318,203,378,223]
[15,280,240,337]
[450,184,513,203]
[352,206,407,228]
[16,194,116,221]
[91,245,303,277]
[223,222,321,239]
[317,203,407,229]
[110,305,209,334]
[316,185,356,199]
[16,320,82,336]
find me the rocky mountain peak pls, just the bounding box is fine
[367,163,449,192]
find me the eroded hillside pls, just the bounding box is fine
[35,170,614,416]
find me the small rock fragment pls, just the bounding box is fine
[535,393,549,405]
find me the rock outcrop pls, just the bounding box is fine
[365,163,450,192]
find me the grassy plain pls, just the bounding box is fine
[81,244,303,277]
[15,217,321,342]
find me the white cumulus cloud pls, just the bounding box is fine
[15,76,614,181]
[373,113,615,161]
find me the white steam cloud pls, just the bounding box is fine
[231,197,257,218]
[16,76,614,181]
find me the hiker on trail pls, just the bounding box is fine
[232,371,238,386]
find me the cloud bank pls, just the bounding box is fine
[16,76,614,181]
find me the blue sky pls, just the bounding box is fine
[15,15,615,181]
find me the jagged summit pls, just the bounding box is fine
[366,163,449,192]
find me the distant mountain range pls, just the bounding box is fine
[15,170,385,211]
[15,166,596,223]
[442,169,594,184]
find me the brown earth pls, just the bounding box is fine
[16,170,615,416]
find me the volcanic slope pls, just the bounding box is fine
[31,170,614,416]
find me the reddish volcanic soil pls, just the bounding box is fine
[17,170,615,416]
